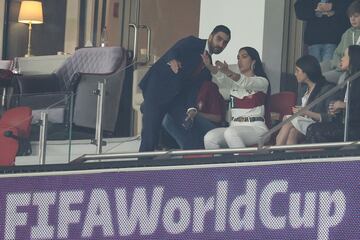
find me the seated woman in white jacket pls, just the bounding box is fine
[202,47,271,149]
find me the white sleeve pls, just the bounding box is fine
[211,64,238,100]
[233,74,269,93]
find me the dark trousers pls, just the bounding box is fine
[162,113,217,150]
[139,99,170,152]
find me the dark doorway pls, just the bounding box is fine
[4,0,67,59]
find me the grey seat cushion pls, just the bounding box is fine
[53,47,127,132]
[55,47,125,89]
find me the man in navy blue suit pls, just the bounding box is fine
[139,25,231,152]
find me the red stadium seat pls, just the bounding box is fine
[0,124,19,166]
[0,106,32,166]
[270,91,297,122]
[0,106,32,138]
[266,91,297,145]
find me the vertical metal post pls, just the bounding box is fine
[95,81,106,154]
[1,88,6,109]
[67,92,74,163]
[344,82,350,142]
[38,112,48,165]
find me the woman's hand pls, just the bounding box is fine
[328,100,345,115]
[292,106,302,114]
[215,60,229,74]
[292,106,309,117]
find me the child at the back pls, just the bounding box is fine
[323,0,360,83]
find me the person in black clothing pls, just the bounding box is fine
[276,55,337,145]
[139,25,231,152]
[305,45,360,143]
[295,0,352,62]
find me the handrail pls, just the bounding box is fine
[128,24,138,63]
[93,81,106,155]
[258,71,360,148]
[71,141,360,163]
[344,81,350,141]
[139,25,151,64]
[38,112,48,164]
[129,24,151,64]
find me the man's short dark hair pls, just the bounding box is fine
[211,25,231,39]
[347,0,360,17]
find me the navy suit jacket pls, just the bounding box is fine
[139,36,211,105]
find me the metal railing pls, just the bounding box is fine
[91,81,106,155]
[38,112,48,164]
[35,92,74,164]
[258,71,360,148]
[72,141,360,163]
[71,71,360,163]
[35,59,137,164]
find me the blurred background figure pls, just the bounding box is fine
[295,0,352,62]
[305,45,360,143]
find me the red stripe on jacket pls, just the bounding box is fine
[230,92,266,109]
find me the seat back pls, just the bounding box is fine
[55,47,125,89]
[0,124,19,166]
[0,106,32,138]
[270,91,297,121]
[58,47,128,132]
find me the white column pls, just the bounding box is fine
[85,0,96,47]
[64,0,81,54]
[199,0,266,64]
[262,0,287,94]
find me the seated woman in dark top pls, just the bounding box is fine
[276,55,338,145]
[305,45,360,143]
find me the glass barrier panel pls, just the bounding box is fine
[2,92,73,165]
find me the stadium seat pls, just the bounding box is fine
[270,91,297,124]
[0,124,19,166]
[265,91,297,145]
[0,106,32,166]
[0,106,32,138]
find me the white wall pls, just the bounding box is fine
[199,0,266,64]
[64,0,81,54]
[262,0,286,93]
[199,0,286,93]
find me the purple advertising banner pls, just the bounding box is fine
[0,159,359,240]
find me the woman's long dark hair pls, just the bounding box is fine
[239,47,271,128]
[295,55,327,104]
[240,47,268,79]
